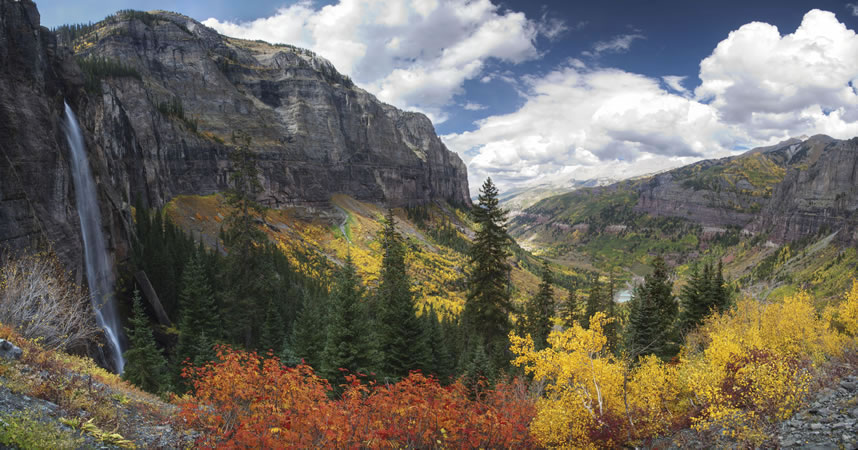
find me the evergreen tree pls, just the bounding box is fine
[373,209,428,380]
[175,253,220,375]
[561,283,583,329]
[523,260,555,350]
[679,263,704,332]
[290,291,327,368]
[258,297,284,353]
[322,255,373,385]
[463,178,513,369]
[626,256,677,360]
[122,289,170,394]
[585,276,603,328]
[679,260,730,333]
[423,307,455,381]
[713,260,730,311]
[223,130,268,347]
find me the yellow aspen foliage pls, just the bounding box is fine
[685,291,844,444]
[627,356,688,437]
[510,313,625,448]
[513,285,857,448]
[837,279,858,335]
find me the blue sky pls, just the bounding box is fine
[37,0,858,191]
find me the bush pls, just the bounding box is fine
[0,252,100,351]
[0,410,83,449]
[177,346,537,448]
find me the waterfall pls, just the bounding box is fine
[63,102,125,374]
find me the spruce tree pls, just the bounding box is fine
[374,209,428,380]
[626,256,677,360]
[175,253,220,375]
[423,307,455,381]
[291,292,327,368]
[122,289,170,394]
[464,177,513,369]
[223,130,267,347]
[561,283,583,329]
[322,255,373,385]
[523,260,555,350]
[585,276,603,328]
[259,297,284,353]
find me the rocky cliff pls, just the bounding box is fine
[512,135,858,246]
[0,0,86,266]
[0,2,470,267]
[72,9,469,211]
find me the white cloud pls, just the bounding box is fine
[695,9,858,138]
[443,9,858,194]
[443,63,743,193]
[662,75,688,95]
[203,0,559,123]
[847,3,858,16]
[463,102,488,111]
[583,33,645,57]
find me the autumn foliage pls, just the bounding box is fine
[510,289,856,448]
[176,346,536,448]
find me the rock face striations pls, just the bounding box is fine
[512,135,858,244]
[71,10,469,210]
[0,3,470,266]
[0,0,86,264]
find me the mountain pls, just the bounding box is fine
[0,2,470,270]
[510,135,858,295]
[499,178,616,218]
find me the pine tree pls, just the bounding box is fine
[585,276,603,328]
[423,307,455,381]
[373,209,428,380]
[322,255,373,385]
[626,256,677,360]
[561,283,583,329]
[523,260,555,350]
[223,130,268,348]
[122,289,170,394]
[464,177,513,369]
[175,253,220,376]
[290,292,327,368]
[679,263,705,332]
[258,297,284,353]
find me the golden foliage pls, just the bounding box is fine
[512,287,855,447]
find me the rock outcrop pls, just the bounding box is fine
[0,2,470,270]
[73,10,469,212]
[514,134,858,245]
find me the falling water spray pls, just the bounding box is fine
[64,102,125,374]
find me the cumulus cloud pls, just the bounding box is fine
[662,75,689,95]
[695,9,858,138]
[443,9,858,194]
[203,0,559,123]
[442,64,742,192]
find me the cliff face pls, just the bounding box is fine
[0,0,84,264]
[754,138,858,242]
[0,3,469,267]
[512,135,858,245]
[73,10,469,211]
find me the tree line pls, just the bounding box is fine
[121,138,732,396]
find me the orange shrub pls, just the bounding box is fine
[175,346,536,448]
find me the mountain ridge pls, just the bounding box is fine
[0,2,471,271]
